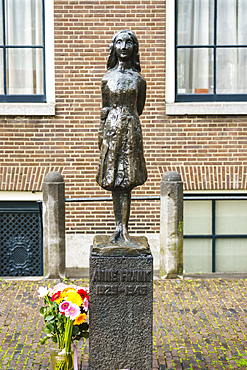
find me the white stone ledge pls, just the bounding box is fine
[0,103,55,116]
[166,102,247,116]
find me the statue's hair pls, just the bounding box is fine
[107,29,141,72]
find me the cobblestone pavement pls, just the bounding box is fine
[0,278,247,369]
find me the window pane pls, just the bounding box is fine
[177,48,214,94]
[5,0,43,45]
[217,0,247,45]
[6,48,43,94]
[216,200,247,235]
[177,0,214,46]
[216,239,247,272]
[216,48,247,94]
[184,200,212,235]
[184,239,212,273]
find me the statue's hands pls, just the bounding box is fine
[101,107,109,120]
[98,107,109,149]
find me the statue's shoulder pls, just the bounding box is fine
[102,69,114,82]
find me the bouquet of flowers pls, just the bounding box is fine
[38,282,89,370]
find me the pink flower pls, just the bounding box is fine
[65,303,80,320]
[59,301,71,314]
[50,283,67,296]
[82,297,89,312]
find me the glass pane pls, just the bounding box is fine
[184,200,212,235]
[216,239,247,272]
[5,0,43,45]
[177,0,214,45]
[184,239,212,273]
[177,48,214,94]
[217,0,247,45]
[6,48,43,94]
[216,200,247,235]
[216,48,247,94]
[0,49,3,93]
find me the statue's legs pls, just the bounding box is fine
[108,190,131,243]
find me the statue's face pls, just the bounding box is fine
[115,33,134,61]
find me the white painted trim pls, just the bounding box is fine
[45,0,55,107]
[165,0,175,104]
[184,189,247,195]
[0,103,55,115]
[0,0,55,116]
[165,0,247,116]
[166,102,247,115]
[0,191,42,201]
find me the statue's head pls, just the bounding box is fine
[107,29,141,72]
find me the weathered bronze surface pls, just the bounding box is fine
[92,235,151,257]
[96,29,147,245]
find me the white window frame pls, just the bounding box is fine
[0,0,55,116]
[166,0,247,115]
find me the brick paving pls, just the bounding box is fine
[0,278,247,369]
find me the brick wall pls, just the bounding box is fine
[1,0,247,235]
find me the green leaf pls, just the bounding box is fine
[45,315,55,321]
[46,323,55,332]
[40,307,45,315]
[72,326,79,335]
[44,327,52,335]
[40,336,50,345]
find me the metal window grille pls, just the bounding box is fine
[0,202,43,276]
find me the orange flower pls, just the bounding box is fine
[73,313,87,325]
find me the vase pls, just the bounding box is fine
[50,345,74,370]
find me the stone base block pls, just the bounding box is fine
[89,236,153,370]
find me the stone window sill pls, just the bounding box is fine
[0,103,55,116]
[166,102,247,116]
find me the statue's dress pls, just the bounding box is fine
[96,68,147,192]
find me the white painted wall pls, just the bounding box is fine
[66,233,160,271]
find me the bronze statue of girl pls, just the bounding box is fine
[96,29,147,243]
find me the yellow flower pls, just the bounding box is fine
[63,287,77,294]
[73,313,87,325]
[65,291,83,306]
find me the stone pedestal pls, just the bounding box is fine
[89,235,153,370]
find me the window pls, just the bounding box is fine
[183,195,247,273]
[0,0,45,102]
[176,0,247,102]
[0,0,54,115]
[166,0,247,114]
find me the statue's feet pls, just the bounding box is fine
[122,225,130,242]
[108,225,123,243]
[108,224,130,243]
